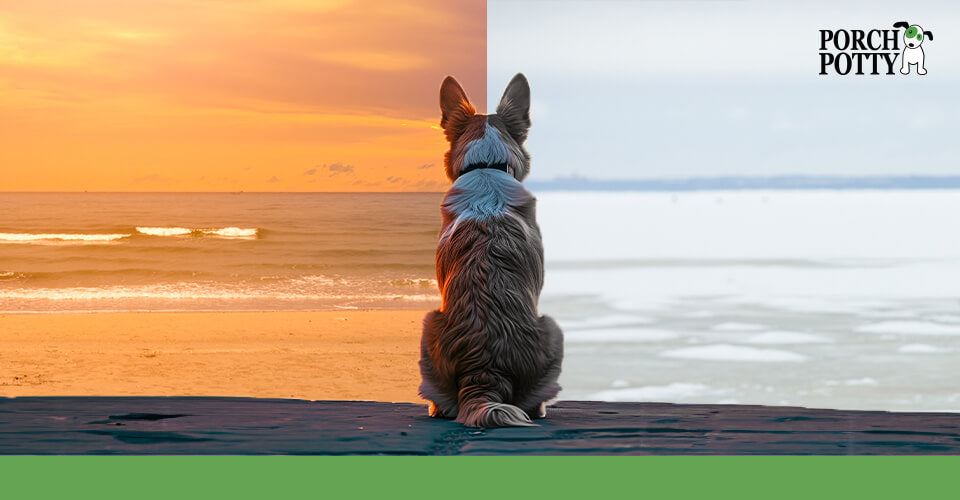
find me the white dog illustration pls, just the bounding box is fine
[894,21,933,75]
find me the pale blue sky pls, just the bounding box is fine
[488,0,960,180]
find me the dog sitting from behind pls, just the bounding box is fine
[418,73,564,428]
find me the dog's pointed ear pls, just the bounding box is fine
[924,30,933,41]
[495,73,531,145]
[439,76,475,143]
[893,21,909,29]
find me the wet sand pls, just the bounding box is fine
[0,311,425,402]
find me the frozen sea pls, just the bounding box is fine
[537,190,960,412]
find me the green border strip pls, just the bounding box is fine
[3,456,957,499]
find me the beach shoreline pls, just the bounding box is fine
[0,310,427,403]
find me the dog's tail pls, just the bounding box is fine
[456,398,536,428]
[457,399,537,427]
[454,376,536,428]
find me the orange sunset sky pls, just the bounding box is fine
[0,0,485,191]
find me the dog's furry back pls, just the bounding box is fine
[419,74,564,427]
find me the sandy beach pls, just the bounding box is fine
[0,311,426,403]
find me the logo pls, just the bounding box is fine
[819,21,933,76]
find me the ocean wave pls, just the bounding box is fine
[0,269,216,281]
[0,232,130,244]
[136,227,259,239]
[0,227,260,244]
[0,283,439,302]
[388,278,438,288]
[203,227,258,238]
[136,227,192,236]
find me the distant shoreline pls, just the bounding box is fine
[527,175,960,192]
[4,175,960,194]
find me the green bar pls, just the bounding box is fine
[2,457,958,499]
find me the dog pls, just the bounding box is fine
[418,73,564,428]
[894,21,933,75]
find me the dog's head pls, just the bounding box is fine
[894,21,933,48]
[439,73,531,182]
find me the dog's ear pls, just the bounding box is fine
[495,73,531,145]
[924,30,933,41]
[440,76,475,143]
[893,21,909,29]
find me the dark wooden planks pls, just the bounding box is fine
[1,398,958,455]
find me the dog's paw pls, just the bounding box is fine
[428,401,456,418]
[918,68,927,75]
[534,402,547,419]
[901,68,909,75]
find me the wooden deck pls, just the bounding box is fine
[2,397,958,455]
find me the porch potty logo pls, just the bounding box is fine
[820,21,933,75]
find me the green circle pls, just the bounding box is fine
[917,34,923,42]
[905,26,918,38]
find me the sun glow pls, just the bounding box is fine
[0,0,486,192]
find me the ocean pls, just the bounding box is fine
[2,190,959,412]
[0,192,442,312]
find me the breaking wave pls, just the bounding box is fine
[135,227,192,236]
[0,232,130,244]
[136,227,260,239]
[0,227,261,244]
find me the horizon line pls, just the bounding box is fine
[6,174,960,194]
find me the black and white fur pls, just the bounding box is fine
[418,74,564,428]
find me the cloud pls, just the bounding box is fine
[327,163,354,174]
[267,176,280,183]
[417,163,434,170]
[0,0,484,192]
[405,178,445,190]
[378,175,445,190]
[310,50,430,72]
[0,0,486,117]
[352,179,382,187]
[314,162,355,177]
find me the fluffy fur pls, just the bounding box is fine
[419,74,564,428]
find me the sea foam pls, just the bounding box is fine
[203,227,258,238]
[0,232,130,244]
[134,226,259,239]
[137,226,260,239]
[136,227,192,236]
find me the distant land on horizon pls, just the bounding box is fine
[525,175,960,192]
[4,175,960,194]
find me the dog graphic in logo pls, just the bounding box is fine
[894,21,933,75]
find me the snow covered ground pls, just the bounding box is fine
[537,190,960,412]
